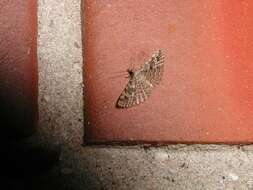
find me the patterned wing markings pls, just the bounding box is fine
[117,50,165,108]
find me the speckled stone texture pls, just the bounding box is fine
[37,0,253,189]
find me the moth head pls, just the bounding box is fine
[127,68,135,77]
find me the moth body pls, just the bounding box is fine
[117,50,165,108]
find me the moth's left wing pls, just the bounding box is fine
[117,76,152,108]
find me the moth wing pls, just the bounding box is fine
[141,49,165,86]
[117,76,152,108]
[117,49,165,108]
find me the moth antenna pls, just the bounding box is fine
[108,73,129,79]
[114,70,127,74]
[129,57,135,71]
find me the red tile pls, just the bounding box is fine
[0,1,38,139]
[83,0,253,144]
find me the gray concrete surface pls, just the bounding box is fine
[38,0,253,189]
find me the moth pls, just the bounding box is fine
[117,49,165,108]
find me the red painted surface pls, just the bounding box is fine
[0,1,38,139]
[83,0,253,144]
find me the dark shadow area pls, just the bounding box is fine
[0,1,61,189]
[1,1,119,189]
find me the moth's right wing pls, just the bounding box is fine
[141,49,165,86]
